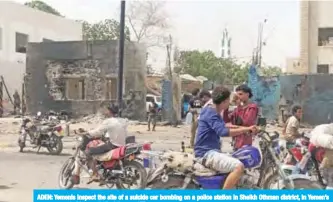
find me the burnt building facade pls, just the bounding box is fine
[25,40,146,120]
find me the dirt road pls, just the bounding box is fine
[0,118,215,202]
[0,117,284,202]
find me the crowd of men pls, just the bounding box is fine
[184,84,333,190]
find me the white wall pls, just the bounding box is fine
[316,2,333,74]
[317,2,333,28]
[0,1,82,97]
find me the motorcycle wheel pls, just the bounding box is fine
[147,175,198,189]
[263,172,323,189]
[58,158,75,189]
[47,135,63,155]
[115,161,148,189]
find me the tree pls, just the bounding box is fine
[126,1,169,48]
[260,66,282,77]
[176,50,281,85]
[176,50,241,83]
[80,19,131,41]
[24,0,62,16]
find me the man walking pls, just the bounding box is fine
[148,100,158,131]
[13,90,21,115]
[189,89,211,147]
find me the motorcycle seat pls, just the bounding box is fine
[88,142,117,155]
[92,146,126,162]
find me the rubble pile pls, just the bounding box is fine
[46,60,105,101]
[80,113,104,124]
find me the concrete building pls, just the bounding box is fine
[285,57,301,74]
[220,28,231,59]
[300,1,333,74]
[25,40,146,119]
[0,1,82,96]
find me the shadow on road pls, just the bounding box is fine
[0,185,11,190]
[19,150,72,157]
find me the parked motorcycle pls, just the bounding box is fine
[45,110,70,122]
[18,115,64,155]
[144,129,322,190]
[58,131,151,189]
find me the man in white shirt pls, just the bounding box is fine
[282,105,302,144]
[72,104,128,184]
[88,112,127,146]
[310,123,333,189]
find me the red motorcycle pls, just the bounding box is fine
[283,136,310,165]
[58,132,151,189]
[281,135,326,186]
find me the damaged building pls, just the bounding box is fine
[25,40,147,120]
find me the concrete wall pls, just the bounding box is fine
[0,1,82,96]
[249,64,333,125]
[280,74,333,125]
[25,40,146,119]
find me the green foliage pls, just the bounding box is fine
[176,50,282,84]
[24,0,62,16]
[80,20,131,41]
[259,65,282,77]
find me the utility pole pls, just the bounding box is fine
[167,35,173,79]
[254,19,267,68]
[117,0,126,117]
[258,23,263,68]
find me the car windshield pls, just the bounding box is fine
[146,96,154,102]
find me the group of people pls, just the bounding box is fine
[68,83,333,189]
[187,85,259,189]
[189,84,333,190]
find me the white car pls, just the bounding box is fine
[146,94,162,112]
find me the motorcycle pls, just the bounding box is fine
[144,129,322,190]
[278,132,327,186]
[18,115,64,155]
[45,110,70,122]
[58,131,151,189]
[278,133,311,165]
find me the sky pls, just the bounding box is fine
[12,0,300,71]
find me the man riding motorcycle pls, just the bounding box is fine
[282,105,303,146]
[71,104,127,185]
[309,123,333,189]
[194,86,257,189]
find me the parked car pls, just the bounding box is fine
[146,94,161,111]
[146,94,162,121]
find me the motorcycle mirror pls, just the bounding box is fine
[257,117,267,127]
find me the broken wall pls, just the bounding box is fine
[280,74,333,125]
[25,40,146,119]
[248,65,281,121]
[248,64,333,125]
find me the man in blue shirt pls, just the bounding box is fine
[194,86,257,189]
